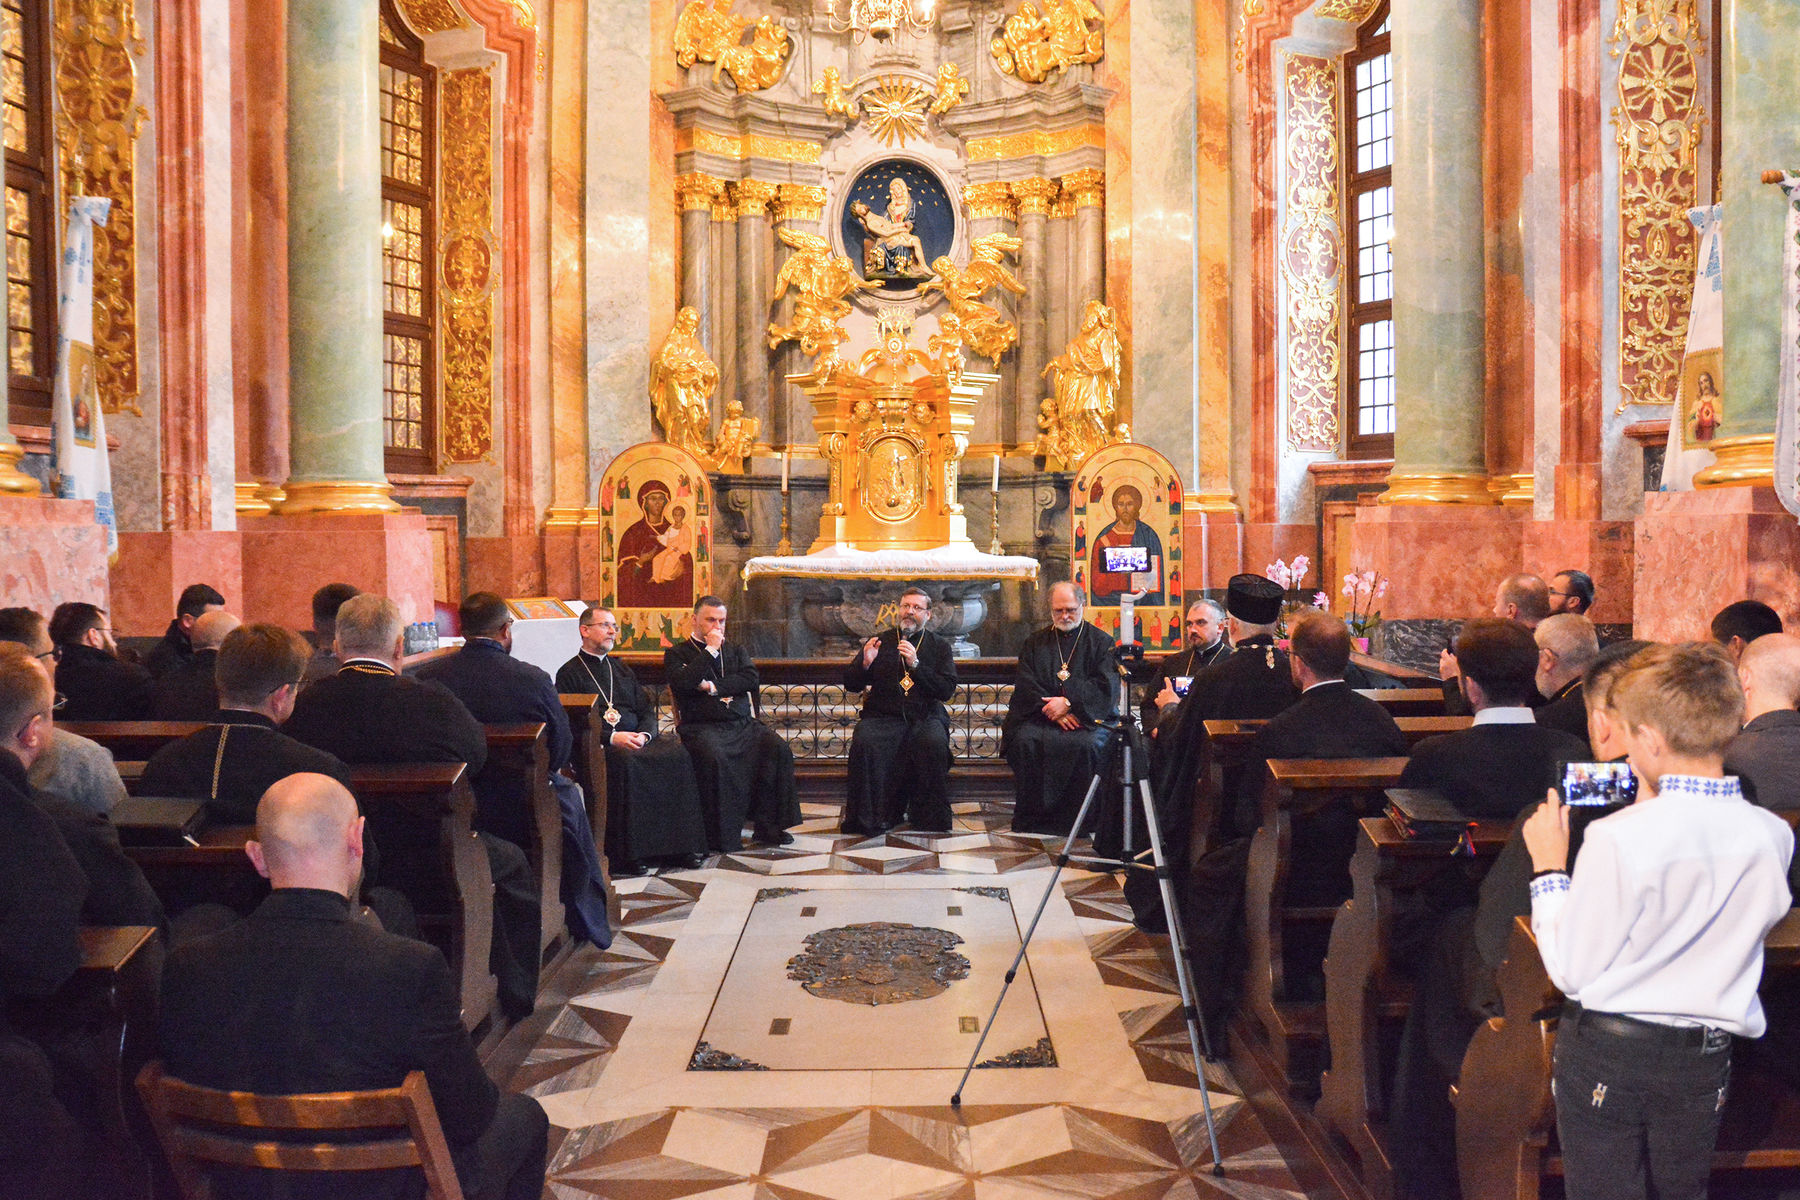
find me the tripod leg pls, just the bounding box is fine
[1137,775,1228,1176]
[952,735,1116,1107]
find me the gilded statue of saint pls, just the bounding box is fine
[1041,299,1120,469]
[650,306,718,457]
[851,177,930,280]
[673,0,791,92]
[922,233,1026,363]
[990,0,1105,84]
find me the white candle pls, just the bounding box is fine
[991,454,1001,493]
[781,450,790,493]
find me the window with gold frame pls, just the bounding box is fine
[379,0,437,475]
[1343,4,1393,460]
[4,0,55,428]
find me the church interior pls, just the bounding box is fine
[6,0,1800,1196]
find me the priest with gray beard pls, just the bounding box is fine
[1002,582,1119,835]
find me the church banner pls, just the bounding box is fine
[51,197,117,557]
[1775,175,1800,518]
[1662,204,1722,491]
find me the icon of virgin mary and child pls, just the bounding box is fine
[852,177,931,281]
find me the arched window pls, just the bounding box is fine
[4,0,55,427]
[1344,5,1392,459]
[379,0,437,475]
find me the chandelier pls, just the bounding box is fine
[826,0,936,41]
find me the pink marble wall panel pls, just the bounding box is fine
[239,514,436,630]
[541,529,579,599]
[1350,506,1528,619]
[0,498,109,616]
[464,536,549,600]
[111,531,246,635]
[1634,488,1800,641]
[1520,519,1634,624]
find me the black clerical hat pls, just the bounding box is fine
[1225,573,1285,625]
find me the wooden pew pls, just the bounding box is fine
[479,722,564,961]
[6,926,161,1200]
[1242,757,1410,1095]
[62,720,204,761]
[1354,687,1448,717]
[561,693,622,931]
[1316,813,1512,1199]
[1455,912,1800,1200]
[119,762,500,1032]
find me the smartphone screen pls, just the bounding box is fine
[1559,760,1638,868]
[1172,675,1193,697]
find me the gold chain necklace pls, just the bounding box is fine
[1055,623,1082,682]
[579,653,622,727]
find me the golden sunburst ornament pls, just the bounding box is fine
[862,77,931,146]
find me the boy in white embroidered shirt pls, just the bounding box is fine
[1523,642,1793,1200]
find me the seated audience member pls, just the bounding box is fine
[285,594,542,1020]
[48,601,151,721]
[665,596,802,850]
[0,645,90,1200]
[158,773,549,1200]
[144,583,226,679]
[1711,598,1784,662]
[1002,582,1117,835]
[1400,617,1588,818]
[1724,631,1800,811]
[1523,644,1792,1200]
[1389,638,1648,1200]
[1142,598,1229,741]
[302,582,359,684]
[1547,568,1595,616]
[1440,573,1553,714]
[418,593,610,947]
[148,608,240,720]
[1533,612,1600,741]
[555,606,706,875]
[842,585,959,835]
[0,607,125,815]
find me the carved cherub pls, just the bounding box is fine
[929,61,969,115]
[921,233,1027,362]
[709,399,760,473]
[991,0,1104,84]
[812,66,857,121]
[714,16,791,92]
[927,312,966,384]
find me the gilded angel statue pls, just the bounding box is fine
[674,0,791,92]
[650,306,718,457]
[709,399,760,473]
[812,66,857,121]
[1041,299,1120,469]
[922,233,1026,363]
[991,0,1104,84]
[767,228,878,375]
[929,62,969,115]
[927,312,966,385]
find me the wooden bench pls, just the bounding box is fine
[1455,912,1800,1200]
[1242,757,1410,1095]
[1316,813,1512,1199]
[119,762,499,1032]
[1354,687,1448,717]
[560,694,621,930]
[478,723,564,961]
[63,720,205,761]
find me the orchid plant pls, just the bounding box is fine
[1264,555,1310,590]
[1337,569,1389,640]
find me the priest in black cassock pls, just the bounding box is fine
[1141,598,1230,742]
[555,606,707,874]
[842,586,959,835]
[664,596,802,851]
[1003,581,1119,835]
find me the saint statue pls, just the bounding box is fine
[1041,300,1120,468]
[650,306,717,457]
[851,178,930,280]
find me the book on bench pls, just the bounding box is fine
[111,797,208,847]
[1384,788,1476,843]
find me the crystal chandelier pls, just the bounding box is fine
[826,0,936,41]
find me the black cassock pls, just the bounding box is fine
[1002,622,1119,834]
[556,651,707,865]
[842,629,959,834]
[664,639,802,850]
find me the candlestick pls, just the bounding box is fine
[780,450,790,494]
[990,453,1000,493]
[989,488,1003,556]
[778,488,792,556]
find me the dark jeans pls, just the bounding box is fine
[1553,1007,1731,1200]
[453,1092,549,1200]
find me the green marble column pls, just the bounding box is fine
[277,0,396,512]
[1384,0,1491,504]
[1699,0,1800,486]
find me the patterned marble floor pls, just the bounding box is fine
[495,801,1312,1200]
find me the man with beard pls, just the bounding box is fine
[1141,598,1229,741]
[665,596,801,851]
[842,586,959,836]
[1003,582,1118,835]
[555,606,707,874]
[48,602,152,720]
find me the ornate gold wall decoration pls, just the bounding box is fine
[965,124,1105,163]
[922,233,1026,362]
[1314,0,1382,23]
[991,0,1104,84]
[439,67,497,463]
[54,0,146,416]
[1233,0,1265,71]
[1278,55,1342,452]
[675,126,821,165]
[673,0,791,92]
[394,0,467,33]
[1609,0,1705,411]
[961,181,1016,222]
[928,62,968,115]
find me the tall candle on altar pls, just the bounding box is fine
[781,450,790,494]
[990,454,1000,493]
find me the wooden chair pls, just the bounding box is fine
[136,1061,466,1200]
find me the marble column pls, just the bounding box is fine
[1046,194,1073,364]
[276,0,395,512]
[736,179,777,436]
[1383,0,1491,504]
[710,186,738,441]
[1013,177,1057,451]
[963,182,1017,444]
[676,172,721,358]
[1063,169,1106,310]
[772,183,826,446]
[1696,0,1800,487]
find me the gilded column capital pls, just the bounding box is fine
[1051,193,1076,220]
[773,183,827,223]
[1060,167,1105,209]
[962,181,1016,222]
[676,171,725,211]
[712,186,738,222]
[735,178,779,217]
[1011,177,1059,217]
